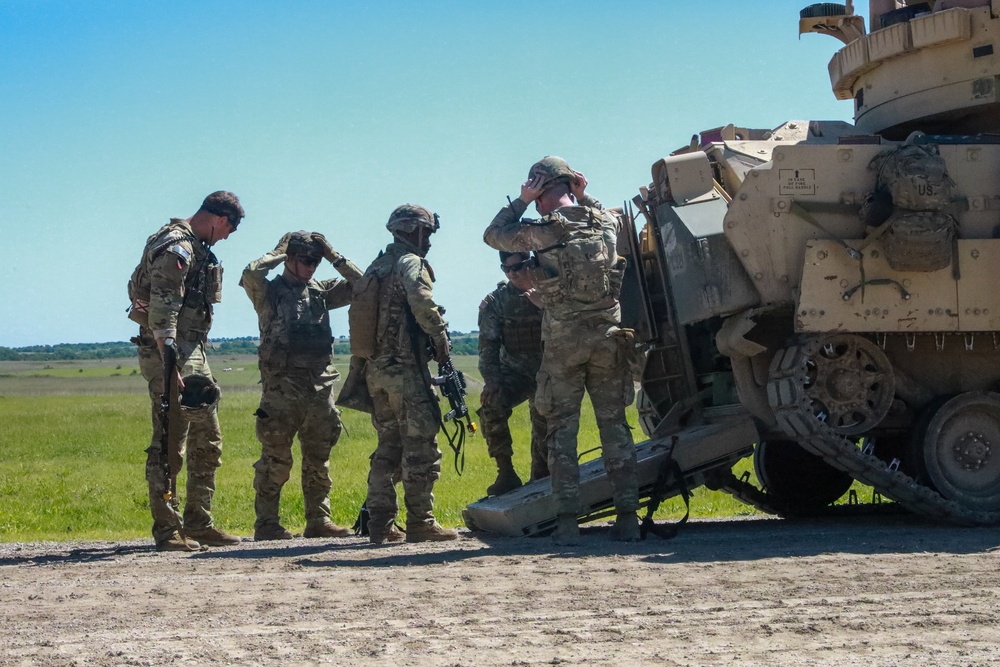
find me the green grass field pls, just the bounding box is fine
[0,354,765,542]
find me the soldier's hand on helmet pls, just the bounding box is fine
[432,336,451,364]
[571,171,588,200]
[274,233,292,256]
[519,175,545,205]
[311,232,342,263]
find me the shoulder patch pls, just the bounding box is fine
[166,244,192,263]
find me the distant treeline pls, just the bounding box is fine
[0,332,480,361]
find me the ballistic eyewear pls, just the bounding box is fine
[501,260,529,274]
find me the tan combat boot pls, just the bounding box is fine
[609,511,640,542]
[487,455,523,496]
[369,524,405,545]
[406,521,459,543]
[552,514,580,546]
[186,525,242,546]
[254,524,294,541]
[303,520,353,539]
[155,531,201,552]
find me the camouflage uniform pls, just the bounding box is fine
[477,281,548,480]
[134,218,225,544]
[361,240,450,537]
[241,246,362,534]
[484,194,639,520]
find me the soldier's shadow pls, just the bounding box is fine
[0,544,150,567]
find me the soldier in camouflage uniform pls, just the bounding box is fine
[484,158,640,544]
[128,191,245,551]
[240,231,363,541]
[357,205,458,544]
[477,251,547,496]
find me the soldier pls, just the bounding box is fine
[477,251,547,495]
[128,191,244,551]
[240,231,363,541]
[355,204,458,544]
[484,158,640,544]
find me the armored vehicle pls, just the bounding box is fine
[466,0,1000,534]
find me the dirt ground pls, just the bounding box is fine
[1,515,999,667]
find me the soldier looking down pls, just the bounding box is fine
[352,204,458,544]
[128,190,244,551]
[240,231,363,541]
[477,251,547,496]
[484,158,640,545]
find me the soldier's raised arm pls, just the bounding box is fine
[240,233,290,309]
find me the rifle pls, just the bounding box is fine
[158,338,182,521]
[430,357,477,475]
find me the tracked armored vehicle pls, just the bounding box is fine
[465,0,1000,534]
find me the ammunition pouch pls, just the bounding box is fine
[884,211,956,272]
[205,262,223,304]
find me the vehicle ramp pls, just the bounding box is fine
[462,418,758,537]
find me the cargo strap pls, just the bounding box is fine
[639,435,690,540]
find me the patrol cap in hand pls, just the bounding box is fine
[528,156,575,192]
[286,230,323,258]
[386,204,440,234]
[200,191,245,229]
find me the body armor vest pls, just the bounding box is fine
[259,277,333,370]
[531,206,616,319]
[500,288,542,362]
[128,220,221,337]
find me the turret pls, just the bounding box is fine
[800,0,1000,138]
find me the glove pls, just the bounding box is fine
[274,233,292,255]
[312,232,343,264]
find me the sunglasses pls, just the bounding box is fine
[225,214,241,231]
[295,255,321,267]
[501,260,529,274]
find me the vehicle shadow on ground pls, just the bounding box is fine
[187,514,1000,569]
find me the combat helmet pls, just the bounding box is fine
[285,230,323,258]
[179,375,221,421]
[386,204,440,235]
[528,156,576,192]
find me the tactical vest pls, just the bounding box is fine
[258,277,334,371]
[530,206,616,318]
[499,286,542,361]
[127,220,222,335]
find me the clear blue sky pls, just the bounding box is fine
[0,0,853,347]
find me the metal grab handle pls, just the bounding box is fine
[842,278,911,301]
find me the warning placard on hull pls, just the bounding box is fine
[779,168,816,195]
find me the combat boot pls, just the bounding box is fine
[254,524,294,541]
[155,531,201,552]
[552,514,580,546]
[303,520,353,539]
[487,455,523,496]
[610,511,640,542]
[406,521,459,543]
[369,524,405,545]
[185,525,242,547]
